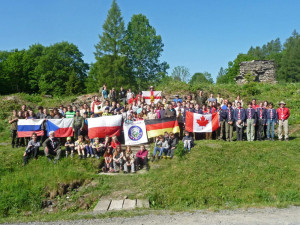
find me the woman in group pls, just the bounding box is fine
[113,145,123,172]
[102,146,113,173]
[123,146,135,173]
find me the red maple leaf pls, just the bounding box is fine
[197,116,209,127]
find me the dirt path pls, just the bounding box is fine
[6,207,300,225]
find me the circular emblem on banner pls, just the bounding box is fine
[128,126,143,141]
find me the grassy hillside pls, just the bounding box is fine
[0,83,300,223]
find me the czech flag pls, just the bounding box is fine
[17,119,44,137]
[185,112,219,133]
[47,118,74,137]
[87,115,122,139]
[144,117,180,138]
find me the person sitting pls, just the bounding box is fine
[136,145,149,171]
[23,132,40,166]
[102,147,114,173]
[182,131,194,153]
[113,145,123,173]
[43,131,61,163]
[84,135,94,158]
[167,132,178,159]
[75,135,85,159]
[92,137,105,159]
[65,136,75,158]
[123,146,135,173]
[152,135,169,161]
[111,135,121,151]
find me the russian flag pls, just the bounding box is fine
[47,119,74,137]
[87,115,122,139]
[17,119,44,137]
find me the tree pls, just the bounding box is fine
[171,66,190,83]
[124,13,169,89]
[189,72,213,84]
[89,0,132,89]
[216,67,228,84]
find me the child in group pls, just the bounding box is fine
[167,132,178,159]
[123,146,135,173]
[84,135,94,158]
[65,137,75,158]
[111,135,121,151]
[152,135,169,161]
[23,132,40,166]
[102,146,113,173]
[182,131,194,153]
[75,135,85,159]
[92,137,105,159]
[113,145,123,172]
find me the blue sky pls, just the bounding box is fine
[1,0,300,81]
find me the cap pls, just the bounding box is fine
[279,101,286,105]
[105,107,109,110]
[83,111,88,115]
[76,110,80,112]
[175,94,179,97]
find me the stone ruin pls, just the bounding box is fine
[235,60,277,84]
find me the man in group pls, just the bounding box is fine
[164,103,176,118]
[266,102,277,141]
[234,102,246,141]
[119,86,127,105]
[43,131,61,163]
[245,102,257,142]
[8,110,19,148]
[225,102,234,142]
[173,95,182,104]
[73,110,84,141]
[277,101,290,141]
[196,90,206,106]
[207,93,217,105]
[65,105,75,118]
[256,102,267,141]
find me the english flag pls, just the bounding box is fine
[17,119,44,137]
[47,119,73,137]
[87,115,122,139]
[142,91,162,104]
[185,111,219,133]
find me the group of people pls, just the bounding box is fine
[7,85,291,171]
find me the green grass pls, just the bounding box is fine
[0,124,299,223]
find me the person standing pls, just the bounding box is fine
[225,102,235,142]
[256,102,267,141]
[245,102,257,142]
[65,105,75,118]
[72,110,84,141]
[234,102,246,141]
[8,110,19,148]
[266,102,277,141]
[119,87,127,105]
[277,101,290,141]
[196,90,207,107]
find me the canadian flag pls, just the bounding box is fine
[185,111,219,133]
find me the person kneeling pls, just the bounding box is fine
[23,132,40,166]
[167,132,178,159]
[182,131,194,153]
[123,146,135,173]
[136,145,149,171]
[43,131,61,163]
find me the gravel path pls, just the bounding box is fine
[5,207,300,225]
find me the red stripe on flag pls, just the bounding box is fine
[88,126,121,139]
[212,113,220,131]
[146,120,178,131]
[54,127,73,137]
[18,130,44,138]
[185,111,194,132]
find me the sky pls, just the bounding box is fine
[1,0,300,81]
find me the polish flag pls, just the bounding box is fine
[87,115,122,139]
[47,119,74,137]
[142,91,162,104]
[17,119,44,137]
[185,111,219,133]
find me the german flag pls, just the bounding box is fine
[145,117,180,138]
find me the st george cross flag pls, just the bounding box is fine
[87,115,122,139]
[185,111,219,133]
[17,119,44,137]
[47,119,73,137]
[123,121,148,145]
[142,91,162,104]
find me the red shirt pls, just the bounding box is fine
[128,98,137,105]
[276,107,290,120]
[111,140,121,149]
[136,150,148,159]
[211,107,216,113]
[252,104,259,109]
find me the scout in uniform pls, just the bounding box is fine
[277,101,290,141]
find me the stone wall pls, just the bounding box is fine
[236,60,277,84]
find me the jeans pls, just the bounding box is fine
[44,147,61,160]
[184,141,191,151]
[167,148,175,158]
[257,119,265,140]
[85,145,94,155]
[113,159,123,171]
[153,146,166,157]
[267,119,276,139]
[23,146,39,165]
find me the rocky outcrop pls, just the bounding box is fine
[236,60,277,84]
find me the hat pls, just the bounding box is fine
[279,101,286,105]
[175,95,179,97]
[67,137,72,141]
[150,86,154,89]
[105,107,109,110]
[83,111,88,115]
[76,110,80,113]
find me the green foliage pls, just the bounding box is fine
[171,66,191,83]
[174,141,186,159]
[124,13,169,89]
[189,72,213,84]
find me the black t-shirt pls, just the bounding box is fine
[119,90,126,98]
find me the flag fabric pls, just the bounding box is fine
[185,111,219,133]
[144,117,180,138]
[123,121,148,145]
[17,119,44,137]
[142,91,162,104]
[47,119,73,137]
[87,115,122,139]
